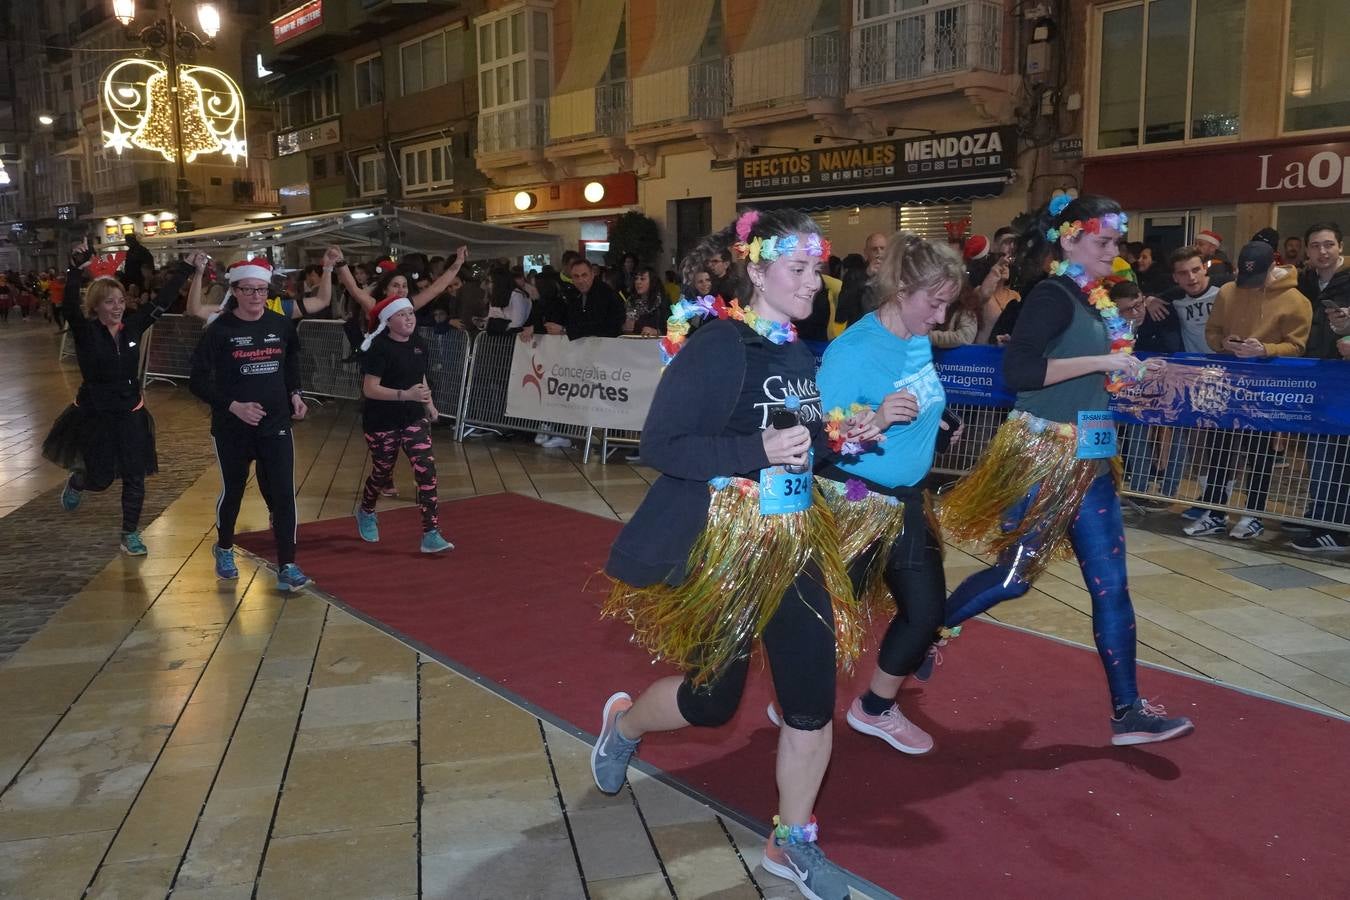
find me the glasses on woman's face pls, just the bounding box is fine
[234,286,268,296]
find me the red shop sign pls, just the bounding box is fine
[272,0,323,45]
[1083,136,1350,209]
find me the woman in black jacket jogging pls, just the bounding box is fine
[589,210,879,900]
[43,240,197,555]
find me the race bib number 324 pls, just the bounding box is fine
[759,453,813,516]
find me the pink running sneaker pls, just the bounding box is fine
[845,697,934,755]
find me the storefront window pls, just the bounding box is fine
[1094,0,1243,151]
[1285,0,1350,133]
[1277,203,1349,246]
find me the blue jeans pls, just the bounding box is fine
[944,473,1139,711]
[1122,424,1186,496]
[1306,434,1350,528]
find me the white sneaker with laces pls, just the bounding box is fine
[1229,515,1265,540]
[1183,511,1226,537]
[534,432,549,445]
[543,435,573,449]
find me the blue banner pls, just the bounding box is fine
[933,345,1350,436]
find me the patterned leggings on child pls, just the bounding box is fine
[361,420,438,532]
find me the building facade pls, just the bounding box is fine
[260,0,489,221]
[250,1,1042,268]
[0,0,278,270]
[474,0,1032,267]
[1071,0,1349,260]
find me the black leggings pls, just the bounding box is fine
[71,469,145,534]
[861,494,947,678]
[676,565,836,732]
[212,428,297,565]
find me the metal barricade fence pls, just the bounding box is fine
[115,315,1350,530]
[141,314,204,387]
[418,327,472,427]
[455,332,596,458]
[933,403,1349,531]
[296,319,362,401]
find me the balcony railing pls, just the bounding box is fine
[595,82,630,137]
[548,82,630,143]
[478,101,548,155]
[732,31,843,111]
[631,59,731,129]
[852,0,1003,91]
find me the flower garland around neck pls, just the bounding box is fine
[1051,260,1137,393]
[658,294,797,366]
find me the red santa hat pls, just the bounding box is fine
[361,296,415,351]
[374,257,398,275]
[227,257,274,284]
[963,234,990,262]
[1196,230,1223,249]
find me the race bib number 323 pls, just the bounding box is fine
[1076,410,1117,459]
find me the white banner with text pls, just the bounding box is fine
[505,336,662,431]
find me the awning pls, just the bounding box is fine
[554,0,626,94]
[739,176,1010,212]
[139,206,562,259]
[636,0,716,74]
[737,0,823,53]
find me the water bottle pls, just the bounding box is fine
[770,395,810,474]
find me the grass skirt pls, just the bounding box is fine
[42,403,158,478]
[816,477,908,620]
[938,411,1114,581]
[603,477,863,687]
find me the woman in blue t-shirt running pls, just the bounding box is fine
[809,234,966,756]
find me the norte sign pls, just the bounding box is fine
[272,0,323,45]
[737,126,1017,199]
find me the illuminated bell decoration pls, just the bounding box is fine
[134,70,220,161]
[101,58,247,164]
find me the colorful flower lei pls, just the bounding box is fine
[731,232,832,264]
[824,403,880,456]
[1046,212,1128,243]
[1052,261,1137,393]
[658,295,797,366]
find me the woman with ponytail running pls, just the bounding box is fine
[938,194,1195,746]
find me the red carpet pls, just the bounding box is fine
[238,493,1350,899]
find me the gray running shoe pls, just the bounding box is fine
[590,691,639,794]
[761,836,851,900]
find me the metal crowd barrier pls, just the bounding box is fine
[294,319,362,402]
[933,404,1350,531]
[119,317,1350,530]
[419,327,472,428]
[454,332,599,461]
[141,313,204,387]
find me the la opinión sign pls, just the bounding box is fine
[1258,144,1350,198]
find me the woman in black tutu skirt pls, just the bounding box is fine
[43,240,198,555]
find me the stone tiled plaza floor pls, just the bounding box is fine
[2,316,1350,899]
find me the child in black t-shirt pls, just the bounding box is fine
[356,297,452,553]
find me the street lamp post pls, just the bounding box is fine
[112,1,222,233]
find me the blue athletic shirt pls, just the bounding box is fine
[817,312,946,489]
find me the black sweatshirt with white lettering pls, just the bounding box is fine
[189,309,301,437]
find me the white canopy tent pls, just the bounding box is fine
[139,206,561,262]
